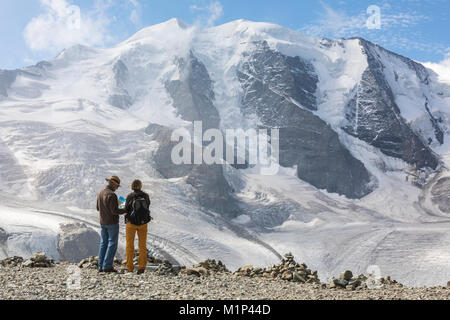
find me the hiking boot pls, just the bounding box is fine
[137,269,145,275]
[98,269,104,273]
[103,268,118,273]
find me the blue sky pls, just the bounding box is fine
[0,0,449,69]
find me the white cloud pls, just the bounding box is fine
[424,50,450,83]
[24,0,114,54]
[190,1,223,27]
[300,4,366,38]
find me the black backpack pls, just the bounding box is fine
[128,194,151,226]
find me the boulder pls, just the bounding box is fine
[58,223,100,263]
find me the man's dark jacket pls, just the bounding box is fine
[96,186,126,225]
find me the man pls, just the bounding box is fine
[125,179,151,275]
[96,176,127,273]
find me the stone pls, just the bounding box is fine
[185,268,201,277]
[346,285,355,291]
[32,252,47,263]
[333,278,349,288]
[340,270,353,281]
[293,272,306,283]
[348,279,361,288]
[23,259,34,267]
[281,271,293,281]
[192,267,209,276]
[240,265,253,275]
[58,223,100,263]
[284,252,294,260]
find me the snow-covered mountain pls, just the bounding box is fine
[1,18,450,286]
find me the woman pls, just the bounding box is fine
[124,179,151,274]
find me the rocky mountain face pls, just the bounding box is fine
[344,39,440,170]
[0,18,449,229]
[0,70,17,98]
[238,41,373,199]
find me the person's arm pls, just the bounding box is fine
[107,193,127,216]
[145,193,151,207]
[96,194,100,212]
[125,194,133,214]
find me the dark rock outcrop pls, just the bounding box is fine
[108,60,132,109]
[149,52,240,217]
[344,38,439,170]
[0,70,18,98]
[165,51,220,130]
[238,41,373,199]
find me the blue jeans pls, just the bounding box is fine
[98,224,119,270]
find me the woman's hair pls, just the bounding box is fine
[131,179,142,191]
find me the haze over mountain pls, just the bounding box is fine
[1,18,450,286]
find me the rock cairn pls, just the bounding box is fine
[154,260,181,276]
[22,252,55,268]
[234,253,321,284]
[0,256,24,267]
[329,270,399,290]
[78,256,123,269]
[181,259,230,277]
[2,251,421,291]
[78,250,181,275]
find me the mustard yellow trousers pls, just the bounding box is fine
[126,222,148,272]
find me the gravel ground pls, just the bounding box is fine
[0,265,449,300]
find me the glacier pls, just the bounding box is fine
[0,18,450,286]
